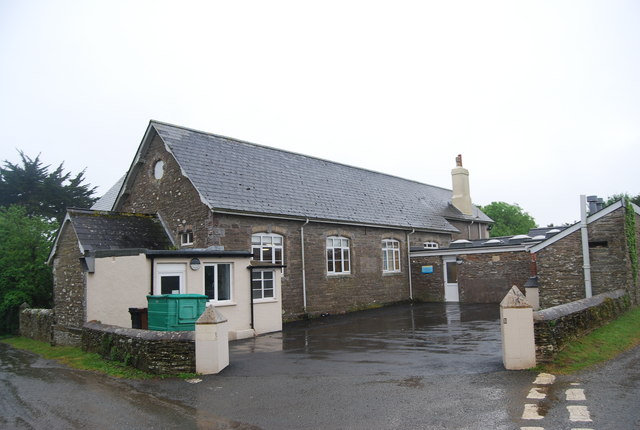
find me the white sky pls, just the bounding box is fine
[1,1,639,227]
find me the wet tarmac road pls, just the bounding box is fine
[0,342,258,429]
[228,302,503,377]
[3,302,639,429]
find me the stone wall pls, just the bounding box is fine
[52,222,86,346]
[411,251,531,303]
[587,208,634,297]
[411,255,444,302]
[19,308,54,343]
[115,132,454,319]
[82,322,195,374]
[536,206,632,308]
[116,134,213,249]
[533,289,630,362]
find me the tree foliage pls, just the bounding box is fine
[480,201,537,237]
[605,193,640,208]
[0,151,97,222]
[0,206,57,333]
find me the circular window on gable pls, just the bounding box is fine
[153,160,165,179]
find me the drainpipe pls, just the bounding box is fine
[407,229,415,300]
[248,267,255,329]
[149,256,155,295]
[300,219,309,313]
[580,195,593,298]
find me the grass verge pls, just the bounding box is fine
[538,306,640,374]
[0,336,197,380]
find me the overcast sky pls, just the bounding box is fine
[1,1,639,227]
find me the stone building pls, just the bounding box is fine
[411,199,640,307]
[49,120,492,343]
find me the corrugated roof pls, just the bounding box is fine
[150,121,490,232]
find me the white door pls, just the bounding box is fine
[443,257,459,302]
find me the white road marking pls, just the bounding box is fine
[570,382,581,386]
[522,404,544,420]
[566,388,586,401]
[533,373,556,385]
[567,405,592,422]
[527,387,547,399]
[520,427,545,430]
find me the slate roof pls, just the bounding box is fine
[91,175,125,211]
[132,121,491,232]
[65,208,173,253]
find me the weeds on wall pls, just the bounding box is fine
[625,200,638,286]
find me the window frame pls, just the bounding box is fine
[251,233,284,264]
[203,263,233,304]
[326,236,351,275]
[382,239,401,273]
[154,263,186,295]
[181,231,194,246]
[251,269,276,301]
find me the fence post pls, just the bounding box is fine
[195,306,229,375]
[500,286,536,370]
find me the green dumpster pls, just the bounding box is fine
[147,294,208,331]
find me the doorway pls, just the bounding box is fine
[443,257,459,302]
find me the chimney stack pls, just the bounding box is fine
[451,154,473,216]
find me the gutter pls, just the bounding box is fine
[211,208,455,234]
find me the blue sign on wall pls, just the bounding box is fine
[421,265,434,274]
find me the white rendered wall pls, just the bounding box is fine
[86,254,151,327]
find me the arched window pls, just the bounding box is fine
[251,233,284,265]
[382,239,401,273]
[327,236,350,275]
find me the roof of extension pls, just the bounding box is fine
[49,208,174,261]
[114,120,491,232]
[412,199,638,256]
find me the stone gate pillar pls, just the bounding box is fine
[195,306,229,375]
[500,286,536,370]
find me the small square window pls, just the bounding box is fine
[181,231,194,246]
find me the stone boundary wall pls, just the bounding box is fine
[19,308,54,343]
[533,289,631,362]
[82,322,195,374]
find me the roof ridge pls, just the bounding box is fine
[67,207,158,219]
[149,119,453,192]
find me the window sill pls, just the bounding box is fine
[327,272,352,277]
[253,298,278,304]
[207,301,236,307]
[383,271,403,276]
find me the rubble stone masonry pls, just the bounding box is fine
[411,251,530,303]
[537,207,633,308]
[116,133,452,318]
[52,223,86,345]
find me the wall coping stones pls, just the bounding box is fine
[534,289,627,321]
[83,321,194,342]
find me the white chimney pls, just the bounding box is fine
[451,154,473,216]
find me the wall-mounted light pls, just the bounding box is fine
[456,257,464,265]
[190,258,201,271]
